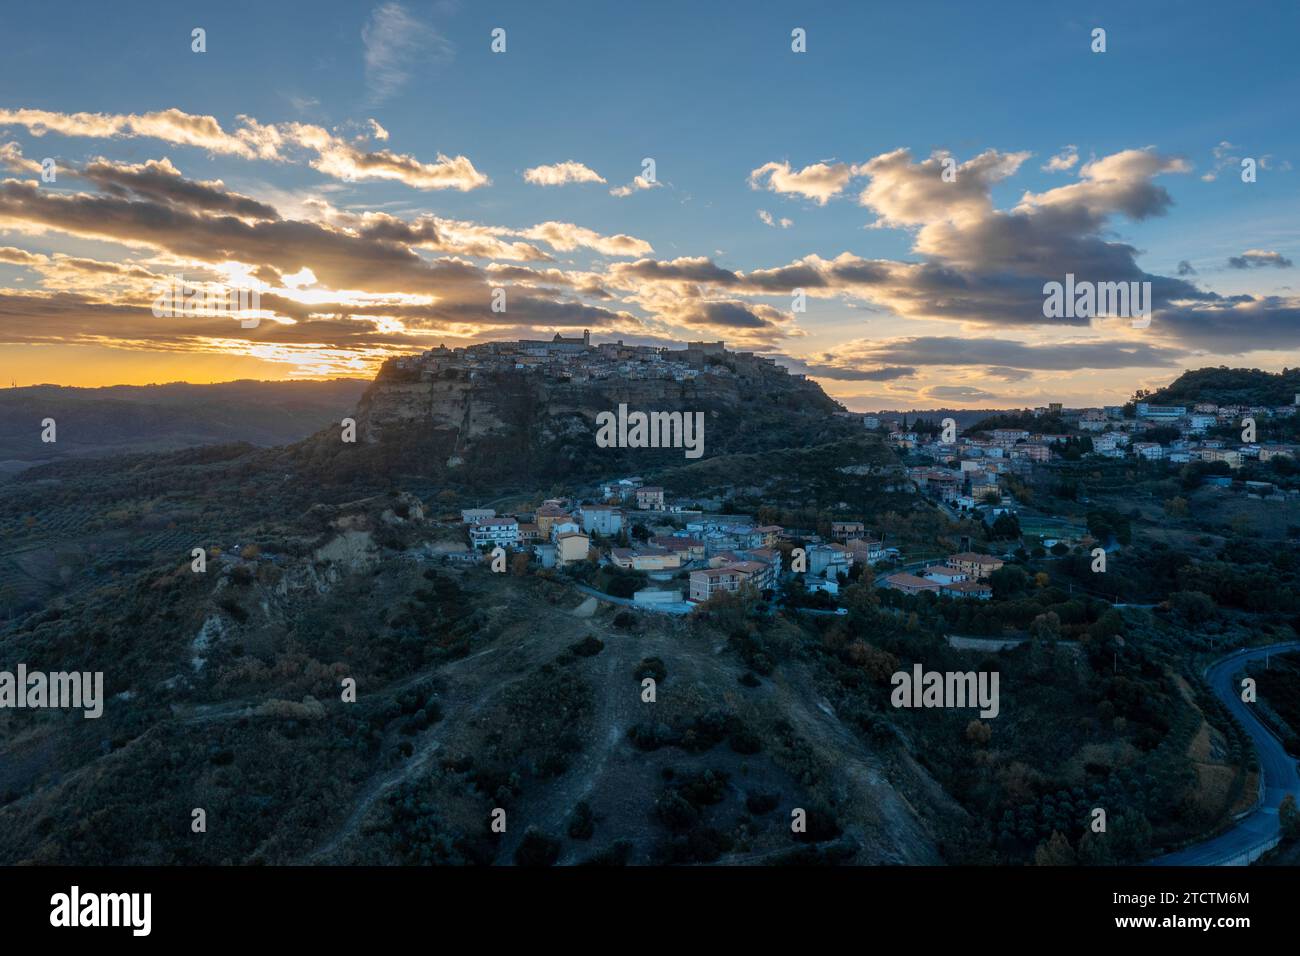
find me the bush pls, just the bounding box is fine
[746,791,780,815]
[634,657,667,682]
[514,828,561,866]
[567,800,595,840]
[569,635,605,657]
[578,840,632,866]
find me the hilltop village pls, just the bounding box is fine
[387,332,806,387]
[440,345,1300,614]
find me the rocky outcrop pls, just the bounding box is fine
[353,350,840,446]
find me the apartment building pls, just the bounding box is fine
[689,567,743,602]
[946,552,1005,580]
[469,517,519,548]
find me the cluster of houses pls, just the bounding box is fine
[390,334,804,387]
[887,397,1300,512]
[457,492,907,607]
[882,552,1004,600]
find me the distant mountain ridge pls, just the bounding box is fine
[0,379,370,475]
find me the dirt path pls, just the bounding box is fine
[299,645,507,863]
[297,591,601,863]
[493,629,637,864]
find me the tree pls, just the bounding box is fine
[965,719,992,746]
[1164,496,1189,518]
[990,513,1021,540]
[989,564,1029,600]
[1034,831,1077,866]
[1111,811,1152,863]
[1077,830,1115,865]
[1170,590,1215,624]
[1281,794,1300,842]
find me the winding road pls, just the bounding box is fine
[1153,642,1300,866]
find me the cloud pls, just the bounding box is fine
[609,175,659,198]
[518,221,652,257]
[1227,249,1292,269]
[1201,141,1239,182]
[819,336,1189,372]
[604,145,1300,354]
[523,161,605,186]
[306,137,488,190]
[1199,143,1289,182]
[609,256,741,286]
[0,246,46,265]
[362,2,453,104]
[1042,145,1079,172]
[79,157,280,219]
[856,148,1030,229]
[985,366,1034,382]
[2,137,1294,374]
[757,210,792,228]
[1155,296,1300,351]
[748,159,856,205]
[0,160,670,370]
[1177,259,1197,276]
[0,107,284,159]
[0,107,487,191]
[0,141,44,176]
[921,385,999,402]
[777,355,915,381]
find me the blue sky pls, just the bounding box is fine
[0,0,1296,408]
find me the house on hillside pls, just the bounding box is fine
[946,552,1004,580]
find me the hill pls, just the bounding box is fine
[1138,367,1300,407]
[0,379,370,476]
[283,345,858,496]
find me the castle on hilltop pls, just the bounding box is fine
[385,333,806,388]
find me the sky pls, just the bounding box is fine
[0,0,1297,410]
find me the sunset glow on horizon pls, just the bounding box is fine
[1,2,1296,409]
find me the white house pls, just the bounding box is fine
[1132,442,1165,461]
[469,516,519,548]
[579,504,624,536]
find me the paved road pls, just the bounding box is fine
[572,582,692,615]
[1152,642,1300,866]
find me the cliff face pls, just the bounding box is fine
[353,369,503,445]
[287,345,853,492]
[353,350,841,446]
